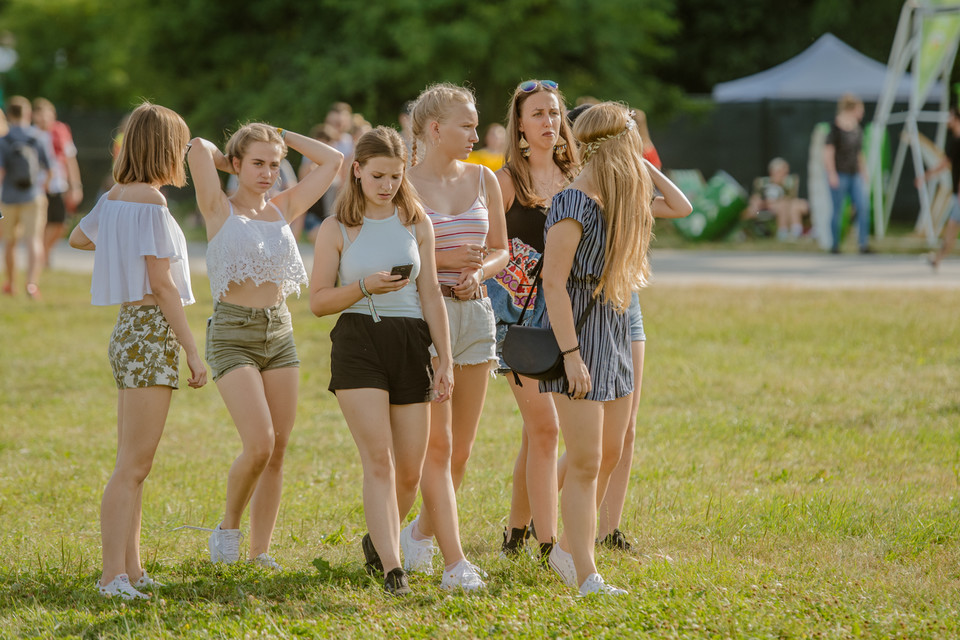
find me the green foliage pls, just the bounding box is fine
[662,0,909,93]
[0,0,682,138]
[0,0,140,106]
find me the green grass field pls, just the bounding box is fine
[1,271,959,639]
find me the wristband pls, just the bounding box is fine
[358,277,372,298]
[560,345,580,356]
[276,127,286,139]
[358,277,381,322]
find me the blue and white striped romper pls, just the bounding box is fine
[539,189,633,401]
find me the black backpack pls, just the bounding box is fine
[6,138,40,190]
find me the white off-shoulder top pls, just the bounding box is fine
[78,194,194,306]
[205,201,308,302]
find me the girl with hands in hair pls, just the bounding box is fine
[187,122,342,569]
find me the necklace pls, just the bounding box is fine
[532,166,563,199]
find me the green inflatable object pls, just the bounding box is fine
[671,170,748,241]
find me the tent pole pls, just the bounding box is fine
[884,131,910,229]
[869,1,916,238]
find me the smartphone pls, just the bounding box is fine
[390,263,413,279]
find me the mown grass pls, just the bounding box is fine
[1,270,959,639]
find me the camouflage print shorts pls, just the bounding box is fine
[108,305,181,389]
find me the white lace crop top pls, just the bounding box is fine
[78,194,194,306]
[205,201,308,301]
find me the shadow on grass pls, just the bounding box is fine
[0,555,382,615]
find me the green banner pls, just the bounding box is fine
[917,1,960,101]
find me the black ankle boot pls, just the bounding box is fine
[361,533,383,576]
[538,540,554,566]
[501,525,529,555]
[384,567,411,595]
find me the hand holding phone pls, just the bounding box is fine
[390,263,413,279]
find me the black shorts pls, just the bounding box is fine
[329,313,433,405]
[46,193,66,224]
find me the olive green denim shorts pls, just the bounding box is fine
[205,300,299,382]
[108,305,181,389]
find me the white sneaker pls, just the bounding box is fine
[400,518,436,574]
[208,523,242,564]
[578,573,628,596]
[250,553,282,571]
[132,570,165,589]
[97,573,149,600]
[440,559,486,591]
[547,544,578,588]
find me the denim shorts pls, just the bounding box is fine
[628,291,646,343]
[429,297,497,366]
[205,300,299,382]
[948,195,960,224]
[108,305,180,389]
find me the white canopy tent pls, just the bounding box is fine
[714,32,946,248]
[867,1,960,245]
[713,33,927,103]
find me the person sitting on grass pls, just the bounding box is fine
[745,157,809,241]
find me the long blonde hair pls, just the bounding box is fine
[503,81,579,207]
[573,102,654,310]
[409,82,475,166]
[113,101,189,187]
[334,126,425,227]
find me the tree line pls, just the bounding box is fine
[0,0,917,138]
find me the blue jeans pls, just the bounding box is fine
[830,173,870,250]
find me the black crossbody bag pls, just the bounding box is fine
[501,258,597,386]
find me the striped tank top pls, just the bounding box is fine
[425,166,489,287]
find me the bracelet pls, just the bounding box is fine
[560,345,580,356]
[479,266,484,281]
[276,127,286,139]
[358,277,372,298]
[358,277,381,322]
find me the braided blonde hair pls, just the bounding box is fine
[409,83,475,166]
[573,102,654,311]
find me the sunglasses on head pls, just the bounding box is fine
[519,80,559,93]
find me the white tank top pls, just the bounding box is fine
[206,201,308,301]
[338,210,423,319]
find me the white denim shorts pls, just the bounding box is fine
[429,297,497,366]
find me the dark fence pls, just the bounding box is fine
[650,98,931,225]
[60,100,934,226]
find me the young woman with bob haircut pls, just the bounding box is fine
[70,101,207,599]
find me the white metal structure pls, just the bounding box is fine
[867,0,960,244]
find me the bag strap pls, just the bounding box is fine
[516,257,597,329]
[515,258,545,325]
[575,296,598,332]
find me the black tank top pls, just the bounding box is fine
[505,197,548,254]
